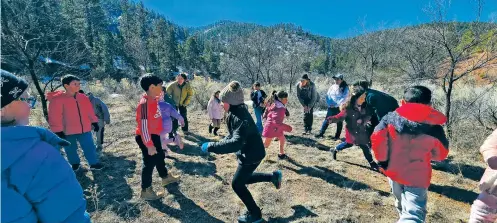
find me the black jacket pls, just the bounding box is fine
[206,104,266,165]
[250,90,267,108]
[365,89,399,127]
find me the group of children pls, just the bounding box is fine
[3,69,497,223]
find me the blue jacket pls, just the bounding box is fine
[1,126,90,223]
[325,84,349,108]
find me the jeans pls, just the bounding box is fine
[335,142,374,164]
[304,107,314,131]
[232,162,273,216]
[254,107,264,133]
[135,135,169,189]
[319,107,343,137]
[389,178,428,223]
[64,132,99,165]
[172,106,189,132]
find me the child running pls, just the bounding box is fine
[135,74,180,200]
[199,81,283,223]
[158,87,185,156]
[207,90,224,136]
[371,86,449,222]
[1,70,91,223]
[469,129,497,223]
[327,90,379,171]
[262,91,293,159]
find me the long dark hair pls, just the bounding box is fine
[265,90,288,106]
[339,80,348,94]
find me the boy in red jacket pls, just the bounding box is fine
[48,75,103,171]
[371,85,449,223]
[135,74,180,200]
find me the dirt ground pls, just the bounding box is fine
[78,98,481,223]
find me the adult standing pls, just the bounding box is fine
[167,73,194,134]
[315,73,349,140]
[250,82,267,133]
[351,81,399,129]
[296,74,319,135]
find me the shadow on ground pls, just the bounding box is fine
[77,152,139,219]
[267,205,319,222]
[429,184,478,204]
[173,159,225,183]
[432,157,484,181]
[286,135,330,151]
[284,158,390,197]
[148,184,224,223]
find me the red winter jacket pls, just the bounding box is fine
[135,94,163,147]
[47,91,98,135]
[371,103,449,188]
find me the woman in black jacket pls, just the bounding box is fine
[200,81,283,223]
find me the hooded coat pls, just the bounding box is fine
[371,103,449,188]
[47,91,98,135]
[1,126,90,223]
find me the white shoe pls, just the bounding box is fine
[174,133,184,149]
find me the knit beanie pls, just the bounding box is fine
[1,69,28,108]
[220,81,244,105]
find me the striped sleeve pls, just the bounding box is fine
[138,102,153,147]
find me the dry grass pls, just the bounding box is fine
[41,91,482,223]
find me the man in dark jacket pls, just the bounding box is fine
[351,82,399,128]
[296,74,319,135]
[200,81,283,223]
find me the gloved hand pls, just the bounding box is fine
[92,123,100,132]
[200,142,211,154]
[55,132,66,139]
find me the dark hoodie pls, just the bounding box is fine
[206,104,266,165]
[371,103,449,188]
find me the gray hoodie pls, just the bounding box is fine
[88,93,111,124]
[296,81,319,108]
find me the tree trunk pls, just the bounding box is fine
[444,80,454,138]
[28,60,49,121]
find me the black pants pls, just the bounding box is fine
[336,142,374,164]
[173,106,189,132]
[232,162,273,216]
[319,107,343,138]
[135,135,168,189]
[303,107,314,131]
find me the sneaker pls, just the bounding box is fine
[272,170,283,189]
[238,211,263,223]
[174,133,184,150]
[278,154,287,159]
[330,136,340,141]
[331,149,338,160]
[315,134,324,138]
[140,187,163,201]
[72,164,80,171]
[90,163,104,171]
[162,174,180,186]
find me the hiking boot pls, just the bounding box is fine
[315,133,324,138]
[208,124,213,134]
[174,133,184,150]
[331,149,338,160]
[278,154,287,159]
[140,187,163,201]
[72,164,81,171]
[90,163,104,171]
[272,170,283,189]
[238,211,263,223]
[162,174,180,186]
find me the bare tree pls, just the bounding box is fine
[1,0,90,120]
[423,0,497,136]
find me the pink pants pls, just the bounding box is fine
[469,192,497,223]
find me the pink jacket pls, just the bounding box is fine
[261,101,292,138]
[207,97,224,120]
[478,129,497,207]
[47,91,98,135]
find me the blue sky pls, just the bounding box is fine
[143,0,497,38]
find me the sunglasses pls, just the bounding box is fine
[17,96,37,108]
